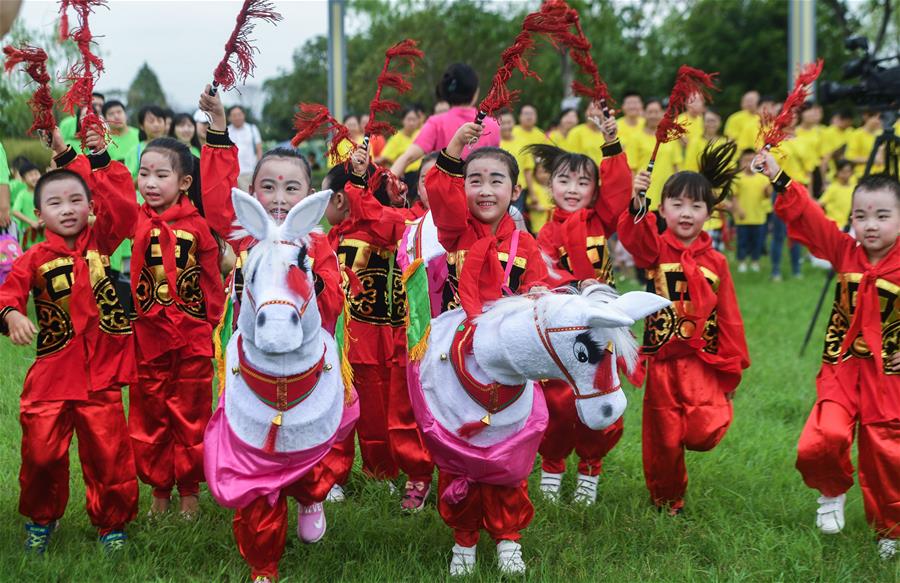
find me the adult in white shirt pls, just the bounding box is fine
[227,105,263,190]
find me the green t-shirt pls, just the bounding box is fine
[12,185,44,249]
[107,127,140,162]
[9,179,27,207]
[59,115,84,152]
[0,142,10,186]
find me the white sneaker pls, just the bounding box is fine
[573,473,599,505]
[326,484,345,503]
[750,262,761,272]
[738,262,748,273]
[539,471,563,502]
[816,493,846,534]
[878,538,898,560]
[449,544,476,576]
[496,540,526,574]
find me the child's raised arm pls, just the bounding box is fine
[616,170,662,267]
[198,85,241,244]
[756,150,854,265]
[593,112,631,235]
[0,254,37,345]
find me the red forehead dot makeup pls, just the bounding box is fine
[277,175,284,180]
[149,164,155,169]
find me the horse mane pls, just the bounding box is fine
[475,285,640,372]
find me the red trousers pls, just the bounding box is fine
[351,363,433,482]
[538,379,624,476]
[130,353,213,498]
[436,470,534,547]
[642,356,732,509]
[19,389,138,535]
[796,399,900,539]
[232,438,354,580]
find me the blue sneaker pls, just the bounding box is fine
[99,530,128,553]
[24,521,56,554]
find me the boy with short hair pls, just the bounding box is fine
[0,128,139,554]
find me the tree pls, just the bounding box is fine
[126,62,168,118]
[260,36,329,139]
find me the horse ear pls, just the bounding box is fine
[280,189,333,242]
[586,307,635,329]
[611,291,671,321]
[232,187,272,241]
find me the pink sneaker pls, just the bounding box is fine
[400,480,431,512]
[297,502,326,543]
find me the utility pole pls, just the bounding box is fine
[788,0,817,95]
[327,0,347,122]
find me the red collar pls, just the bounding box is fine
[237,335,325,411]
[450,321,525,414]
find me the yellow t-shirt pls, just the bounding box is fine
[632,130,684,211]
[724,110,753,142]
[704,209,725,231]
[547,129,571,151]
[819,180,855,226]
[845,127,883,176]
[736,114,763,152]
[821,125,850,158]
[528,180,553,233]
[774,138,811,186]
[733,171,771,225]
[682,135,732,172]
[379,130,421,173]
[566,123,606,167]
[617,116,646,164]
[501,135,534,189]
[512,125,549,189]
[675,113,705,146]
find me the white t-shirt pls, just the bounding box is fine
[228,123,262,175]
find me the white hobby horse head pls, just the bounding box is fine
[231,187,332,354]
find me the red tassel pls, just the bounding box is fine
[457,419,489,438]
[367,166,408,205]
[343,266,363,298]
[262,420,279,453]
[290,103,354,163]
[364,39,424,139]
[2,45,55,135]
[655,65,718,144]
[213,0,283,91]
[287,265,311,300]
[479,29,541,117]
[760,59,824,149]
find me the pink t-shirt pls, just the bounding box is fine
[414,106,501,159]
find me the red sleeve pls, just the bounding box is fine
[309,233,343,331]
[0,251,35,334]
[87,155,140,255]
[200,129,241,246]
[616,205,662,268]
[426,151,469,253]
[197,224,225,327]
[343,175,407,248]
[594,141,632,236]
[774,176,854,264]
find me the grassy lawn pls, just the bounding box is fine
[0,252,898,582]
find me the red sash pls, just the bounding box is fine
[237,335,325,411]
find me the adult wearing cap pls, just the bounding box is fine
[102,100,141,162]
[194,109,210,146]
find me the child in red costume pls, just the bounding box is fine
[618,141,749,515]
[323,148,434,511]
[757,149,900,559]
[0,128,139,553]
[525,112,631,505]
[129,136,224,516]
[196,88,353,567]
[423,121,548,573]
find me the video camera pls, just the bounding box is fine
[820,36,900,110]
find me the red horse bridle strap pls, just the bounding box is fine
[531,300,618,400]
[237,335,325,411]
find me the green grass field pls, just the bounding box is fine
[1,254,899,582]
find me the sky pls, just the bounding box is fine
[15,0,330,111]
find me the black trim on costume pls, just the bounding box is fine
[349,172,368,189]
[0,306,15,336]
[601,139,623,158]
[89,150,111,170]
[54,146,77,168]
[205,127,233,148]
[437,150,464,177]
[772,171,792,193]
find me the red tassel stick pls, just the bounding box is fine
[3,45,55,136]
[290,103,354,165]
[476,28,542,124]
[759,60,824,150]
[211,0,282,95]
[527,0,614,114]
[363,39,424,150]
[59,0,108,151]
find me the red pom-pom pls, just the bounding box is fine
[3,45,55,135]
[290,103,354,164]
[343,266,363,298]
[287,265,311,300]
[457,419,489,438]
[213,0,283,91]
[760,59,824,148]
[479,30,541,117]
[364,39,423,139]
[655,65,718,144]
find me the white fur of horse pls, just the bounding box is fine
[403,210,445,263]
[420,285,670,446]
[224,188,344,453]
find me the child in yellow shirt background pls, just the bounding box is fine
[818,160,855,227]
[733,149,773,273]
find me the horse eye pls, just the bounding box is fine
[250,269,256,284]
[573,342,589,363]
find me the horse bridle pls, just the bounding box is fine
[531,297,620,400]
[244,240,312,319]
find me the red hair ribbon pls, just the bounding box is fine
[290,103,354,165]
[210,0,282,95]
[759,60,824,150]
[2,45,55,136]
[363,39,424,150]
[58,0,108,152]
